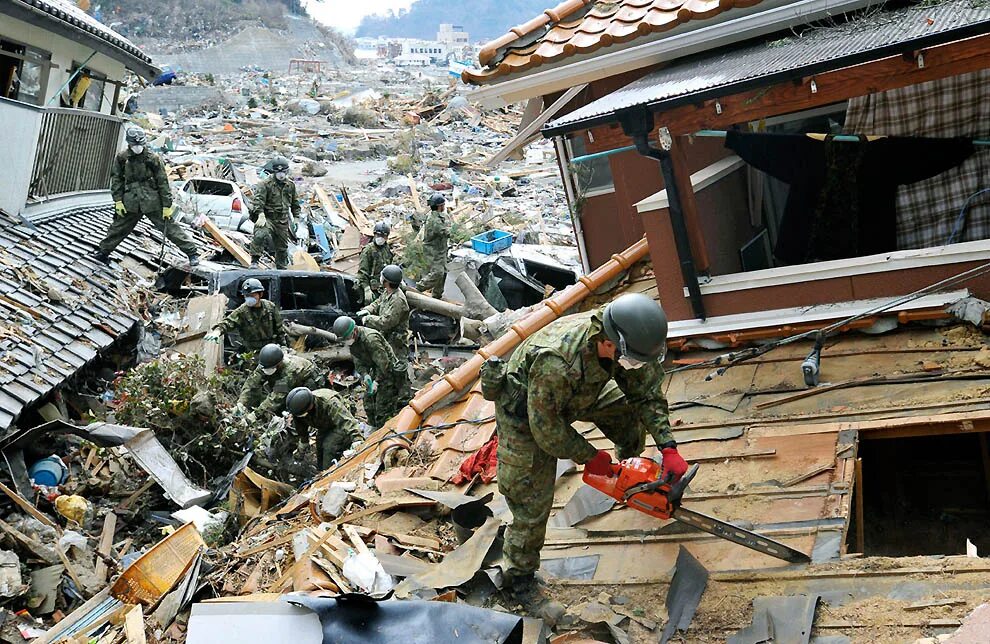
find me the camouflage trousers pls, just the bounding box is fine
[495,384,648,577]
[251,220,291,269]
[99,209,198,258]
[418,264,446,299]
[317,426,354,469]
[365,367,411,428]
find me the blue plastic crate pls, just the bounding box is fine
[471,229,514,254]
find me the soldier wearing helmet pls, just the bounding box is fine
[355,264,409,363]
[492,293,682,606]
[333,315,410,428]
[235,344,322,424]
[250,156,298,268]
[94,128,200,266]
[205,278,288,353]
[286,386,363,469]
[356,221,395,305]
[417,194,450,298]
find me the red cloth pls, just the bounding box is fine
[450,435,498,485]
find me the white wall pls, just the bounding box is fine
[2,15,126,113]
[0,98,42,216]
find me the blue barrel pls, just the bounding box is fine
[29,456,68,487]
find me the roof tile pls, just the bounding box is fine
[465,0,760,84]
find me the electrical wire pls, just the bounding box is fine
[947,187,990,245]
[670,258,990,378]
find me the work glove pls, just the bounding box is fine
[584,450,613,477]
[364,375,377,394]
[162,206,174,220]
[204,330,221,344]
[114,201,126,217]
[355,309,369,323]
[660,447,689,483]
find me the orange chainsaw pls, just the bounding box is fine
[583,457,810,563]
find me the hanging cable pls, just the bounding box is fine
[947,187,990,245]
[671,259,990,379]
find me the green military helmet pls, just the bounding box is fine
[333,315,356,338]
[602,293,668,362]
[286,387,314,416]
[427,193,446,210]
[240,278,264,296]
[381,264,403,287]
[125,128,147,145]
[271,156,290,172]
[258,344,284,369]
[373,221,391,237]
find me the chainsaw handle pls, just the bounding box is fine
[667,463,699,506]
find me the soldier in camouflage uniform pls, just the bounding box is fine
[286,387,363,469]
[357,264,409,364]
[206,278,288,354]
[492,293,687,601]
[417,194,450,298]
[357,221,395,305]
[333,316,410,428]
[237,344,323,423]
[250,157,298,269]
[94,129,199,265]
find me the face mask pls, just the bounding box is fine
[275,171,287,181]
[374,236,386,246]
[345,337,356,347]
[262,367,277,376]
[245,296,259,307]
[618,356,648,370]
[130,145,144,155]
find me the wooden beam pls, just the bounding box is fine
[201,218,251,267]
[95,512,118,583]
[0,480,59,531]
[854,458,865,554]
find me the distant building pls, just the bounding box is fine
[396,40,448,66]
[437,24,469,46]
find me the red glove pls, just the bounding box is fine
[584,450,613,476]
[661,447,689,482]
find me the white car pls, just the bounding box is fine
[174,178,253,234]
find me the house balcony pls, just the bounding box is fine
[0,97,122,218]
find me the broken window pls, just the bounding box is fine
[567,134,614,197]
[279,275,338,311]
[61,64,107,112]
[186,179,235,196]
[0,39,50,106]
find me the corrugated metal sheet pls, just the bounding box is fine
[0,205,207,431]
[545,0,990,135]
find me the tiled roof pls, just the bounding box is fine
[463,0,762,85]
[0,205,202,431]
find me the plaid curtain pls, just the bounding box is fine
[844,69,990,250]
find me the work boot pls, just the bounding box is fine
[503,572,546,609]
[92,249,111,264]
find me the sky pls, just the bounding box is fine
[304,0,418,35]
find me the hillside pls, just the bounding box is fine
[105,0,304,40]
[356,0,556,41]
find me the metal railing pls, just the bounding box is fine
[28,107,122,199]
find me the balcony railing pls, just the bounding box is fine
[28,107,122,200]
[0,98,125,215]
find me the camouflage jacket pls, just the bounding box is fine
[294,388,360,441]
[214,299,288,353]
[238,354,322,418]
[421,209,450,261]
[357,242,395,294]
[251,176,300,225]
[504,306,673,462]
[363,288,409,358]
[110,150,172,215]
[351,327,401,383]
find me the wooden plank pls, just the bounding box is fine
[95,512,118,583]
[904,598,967,611]
[0,480,59,531]
[266,527,341,592]
[781,464,835,488]
[689,448,776,463]
[485,84,587,167]
[235,532,299,558]
[749,409,990,439]
[123,604,147,644]
[343,524,371,557]
[116,479,155,511]
[670,135,711,272]
[855,458,865,554]
[57,545,88,598]
[201,218,251,267]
